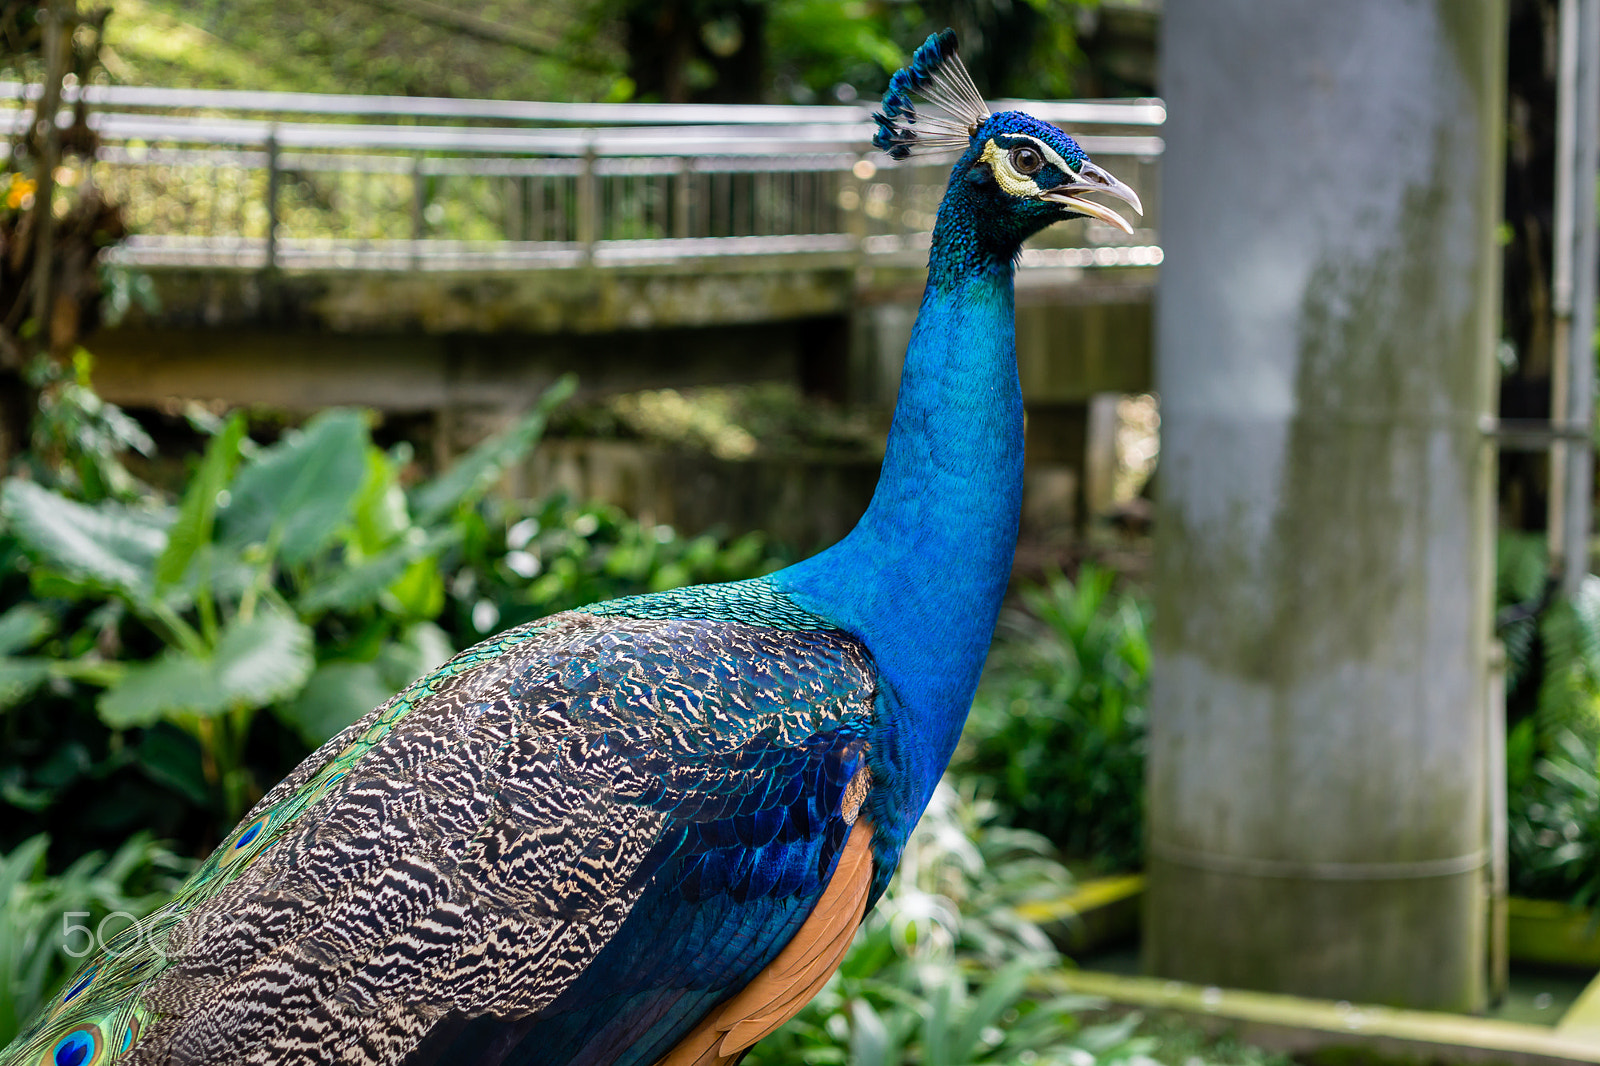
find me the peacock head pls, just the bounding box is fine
[872,30,1142,247]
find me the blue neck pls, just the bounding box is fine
[773,208,1024,820]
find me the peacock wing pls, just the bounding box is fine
[4,606,879,1066]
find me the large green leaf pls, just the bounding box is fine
[0,480,169,603]
[172,543,259,606]
[376,622,453,689]
[386,555,445,620]
[351,445,412,554]
[275,660,392,746]
[276,623,451,746]
[0,659,49,710]
[297,528,461,617]
[99,656,212,728]
[208,610,315,707]
[133,725,210,807]
[217,410,369,565]
[410,375,575,526]
[0,605,53,656]
[155,412,246,590]
[98,610,314,727]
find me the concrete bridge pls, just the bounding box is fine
[8,83,1163,539]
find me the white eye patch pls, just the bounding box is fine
[980,140,1041,197]
[979,135,1078,198]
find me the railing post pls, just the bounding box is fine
[264,125,280,271]
[577,139,597,265]
[411,153,425,270]
[674,156,691,239]
[504,172,522,243]
[846,155,870,263]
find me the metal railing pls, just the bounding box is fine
[1,82,1164,273]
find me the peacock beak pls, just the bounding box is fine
[1037,159,1143,235]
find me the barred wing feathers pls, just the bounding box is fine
[8,605,880,1066]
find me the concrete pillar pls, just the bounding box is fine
[1146,1,1504,1012]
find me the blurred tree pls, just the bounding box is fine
[616,0,768,103]
[919,0,1089,100]
[101,0,623,101]
[89,0,1104,106]
[1068,0,1156,98]
[594,0,1093,105]
[0,0,124,471]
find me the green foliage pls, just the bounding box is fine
[959,566,1149,872]
[1,482,170,605]
[0,833,192,1048]
[1533,584,1600,743]
[1495,534,1600,905]
[445,494,786,641]
[412,390,572,525]
[749,781,1161,1066]
[1508,724,1600,906]
[1,371,787,859]
[97,610,315,728]
[1,377,577,828]
[104,0,1097,108]
[598,0,1094,105]
[19,352,155,504]
[217,410,370,566]
[98,0,621,102]
[1496,533,1600,741]
[764,1,912,103]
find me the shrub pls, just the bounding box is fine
[749,780,1163,1066]
[0,372,786,860]
[0,834,191,1047]
[959,566,1149,872]
[1508,724,1600,905]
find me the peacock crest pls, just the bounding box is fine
[871,30,991,160]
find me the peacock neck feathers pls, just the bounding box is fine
[773,187,1024,823]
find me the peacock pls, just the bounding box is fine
[4,30,1139,1066]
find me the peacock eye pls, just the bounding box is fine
[1010,146,1043,175]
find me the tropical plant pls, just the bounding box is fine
[748,779,1163,1066]
[960,566,1149,872]
[1,367,794,860]
[1495,533,1600,742]
[0,833,191,1047]
[1494,534,1600,904]
[445,493,785,642]
[1508,723,1600,906]
[0,380,574,827]
[15,351,156,504]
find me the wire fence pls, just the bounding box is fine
[0,83,1164,273]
